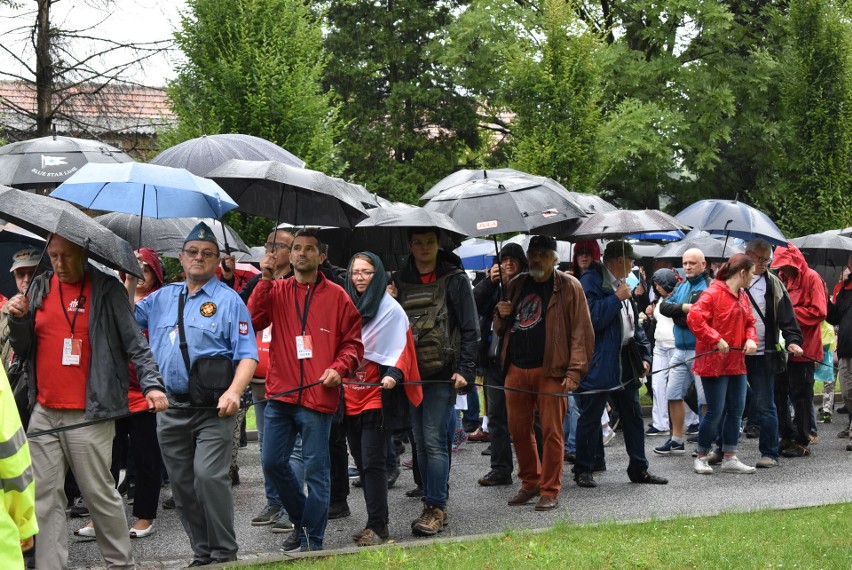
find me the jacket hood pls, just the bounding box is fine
[402,248,464,277]
[771,243,809,274]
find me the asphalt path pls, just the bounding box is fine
[68,415,852,569]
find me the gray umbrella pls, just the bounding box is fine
[655,236,745,261]
[565,191,618,215]
[0,186,142,277]
[568,209,691,240]
[207,159,370,228]
[150,133,305,176]
[95,212,251,256]
[421,168,529,201]
[0,134,134,190]
[790,231,852,267]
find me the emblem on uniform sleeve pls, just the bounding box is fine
[200,302,217,317]
[239,321,249,335]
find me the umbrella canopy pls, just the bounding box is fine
[50,162,238,219]
[453,238,499,271]
[503,234,573,262]
[790,231,852,268]
[421,168,530,201]
[422,175,587,238]
[569,209,691,240]
[207,159,370,228]
[150,133,306,176]
[95,212,251,256]
[655,235,745,262]
[349,203,468,251]
[674,199,786,246]
[0,186,142,277]
[0,135,135,190]
[565,191,619,215]
[0,224,45,298]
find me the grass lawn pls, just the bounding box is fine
[238,503,851,569]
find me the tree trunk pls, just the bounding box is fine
[35,0,54,136]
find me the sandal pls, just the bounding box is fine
[74,524,96,538]
[129,523,155,538]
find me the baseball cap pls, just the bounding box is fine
[603,241,641,260]
[10,248,40,272]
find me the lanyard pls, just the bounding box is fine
[293,280,316,335]
[57,272,87,338]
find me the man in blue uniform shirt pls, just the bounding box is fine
[135,222,258,567]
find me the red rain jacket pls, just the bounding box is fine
[771,244,827,363]
[687,279,758,377]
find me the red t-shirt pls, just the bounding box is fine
[35,274,92,409]
[254,325,272,380]
[344,360,383,416]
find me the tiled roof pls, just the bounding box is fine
[0,81,175,138]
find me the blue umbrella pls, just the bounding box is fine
[454,238,498,271]
[674,199,786,246]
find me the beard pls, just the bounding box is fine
[529,265,547,280]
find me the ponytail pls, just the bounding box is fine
[714,253,755,281]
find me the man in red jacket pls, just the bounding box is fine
[771,243,827,458]
[248,227,363,552]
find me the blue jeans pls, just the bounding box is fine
[410,382,454,509]
[262,401,332,550]
[746,356,780,459]
[565,395,579,454]
[697,375,747,454]
[252,386,305,510]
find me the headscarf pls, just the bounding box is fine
[137,248,165,288]
[344,251,387,325]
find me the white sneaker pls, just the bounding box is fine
[603,429,616,447]
[694,456,713,474]
[720,456,756,474]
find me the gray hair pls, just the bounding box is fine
[745,238,773,254]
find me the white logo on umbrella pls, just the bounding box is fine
[41,155,68,168]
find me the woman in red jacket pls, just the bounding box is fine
[687,254,758,475]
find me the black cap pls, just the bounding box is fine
[527,235,557,253]
[603,240,641,260]
[499,243,527,265]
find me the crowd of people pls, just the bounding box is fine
[1,222,850,569]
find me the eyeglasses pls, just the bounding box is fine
[265,242,291,251]
[182,248,218,260]
[350,270,375,279]
[748,252,771,264]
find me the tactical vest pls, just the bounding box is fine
[397,271,462,377]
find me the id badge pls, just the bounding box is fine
[262,325,273,343]
[62,337,82,366]
[295,335,313,359]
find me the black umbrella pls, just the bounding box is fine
[421,168,529,201]
[150,133,305,176]
[95,212,251,256]
[316,203,469,268]
[0,134,134,190]
[0,224,44,298]
[568,209,691,241]
[790,231,852,268]
[674,199,786,246]
[565,191,618,215]
[207,160,370,228]
[0,186,142,277]
[655,236,745,262]
[422,175,587,238]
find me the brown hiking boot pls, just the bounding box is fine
[411,504,446,536]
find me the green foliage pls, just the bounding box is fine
[323,0,481,203]
[773,0,852,235]
[164,0,342,174]
[503,1,604,194]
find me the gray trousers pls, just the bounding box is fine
[158,408,237,562]
[29,404,134,570]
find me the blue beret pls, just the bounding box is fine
[184,221,219,247]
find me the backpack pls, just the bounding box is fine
[397,271,462,377]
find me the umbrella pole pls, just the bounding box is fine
[137,188,146,250]
[493,235,505,300]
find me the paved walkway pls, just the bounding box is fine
[68,417,852,568]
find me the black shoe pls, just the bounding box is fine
[564,452,576,463]
[162,497,176,510]
[481,445,491,456]
[743,424,760,439]
[630,470,668,485]
[185,560,211,567]
[846,443,852,452]
[592,462,606,472]
[280,527,303,553]
[477,469,513,486]
[229,468,240,486]
[838,406,849,415]
[387,467,401,489]
[462,419,481,433]
[574,472,597,488]
[69,498,89,518]
[327,501,350,519]
[405,486,423,498]
[352,478,363,488]
[686,435,698,444]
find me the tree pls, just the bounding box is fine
[773,0,852,235]
[165,0,340,173]
[166,0,343,245]
[0,0,172,138]
[324,0,481,203]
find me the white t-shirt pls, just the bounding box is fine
[749,273,768,353]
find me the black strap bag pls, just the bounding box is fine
[178,291,234,407]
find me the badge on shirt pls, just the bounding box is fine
[62,337,82,366]
[239,321,248,335]
[200,302,217,317]
[296,335,313,359]
[261,325,272,343]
